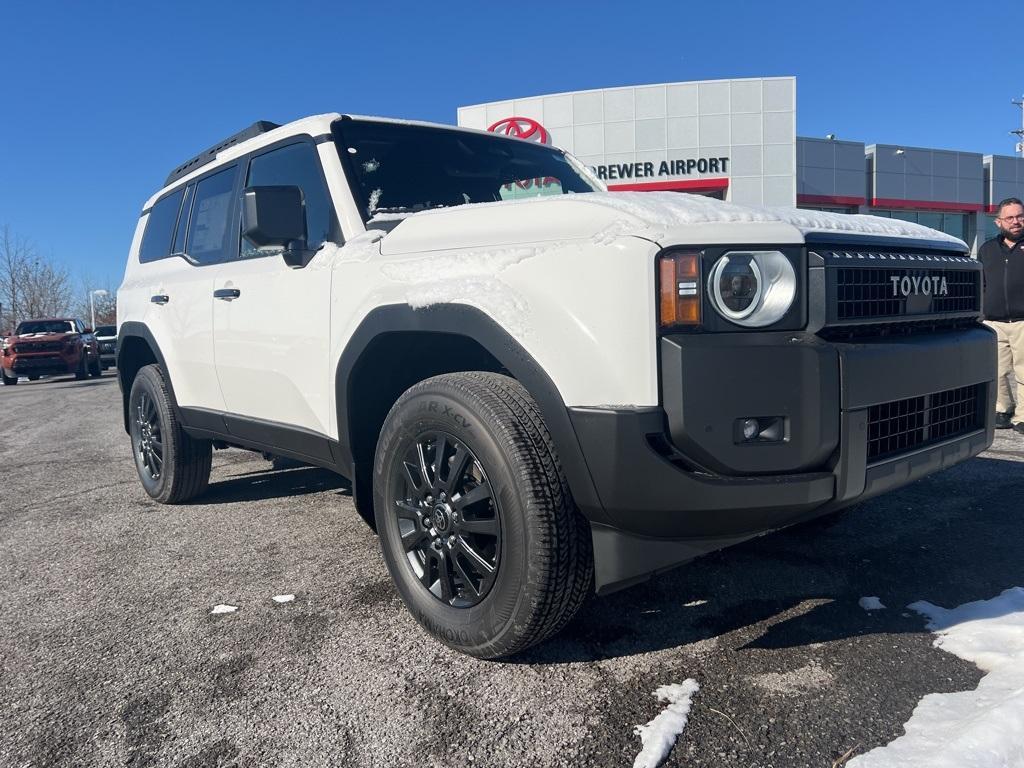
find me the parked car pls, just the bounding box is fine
[2,318,102,385]
[117,114,995,658]
[94,325,117,370]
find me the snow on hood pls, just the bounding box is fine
[378,192,967,256]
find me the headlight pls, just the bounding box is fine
[707,250,796,327]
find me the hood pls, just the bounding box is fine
[12,332,77,343]
[377,192,967,256]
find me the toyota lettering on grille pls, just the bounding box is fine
[890,275,949,297]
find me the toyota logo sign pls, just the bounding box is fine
[487,116,550,145]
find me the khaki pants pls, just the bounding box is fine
[987,319,1024,422]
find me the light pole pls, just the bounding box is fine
[89,289,108,330]
[1012,96,1024,157]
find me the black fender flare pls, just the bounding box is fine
[335,304,607,524]
[117,321,177,432]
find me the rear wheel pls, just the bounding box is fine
[74,353,87,380]
[2,369,16,386]
[129,364,212,503]
[374,372,593,659]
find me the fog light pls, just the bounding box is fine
[735,416,786,444]
[741,418,760,441]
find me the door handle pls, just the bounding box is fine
[150,294,169,305]
[214,288,241,301]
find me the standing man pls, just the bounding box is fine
[979,197,1024,434]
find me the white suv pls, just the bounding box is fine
[117,113,995,658]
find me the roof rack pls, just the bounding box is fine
[163,120,280,186]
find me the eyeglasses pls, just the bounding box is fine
[998,215,1024,222]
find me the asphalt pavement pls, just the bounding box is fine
[1,373,1022,768]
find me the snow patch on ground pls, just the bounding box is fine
[272,594,295,603]
[683,599,708,608]
[749,661,833,697]
[859,596,887,611]
[210,604,238,615]
[849,587,1024,767]
[632,680,700,768]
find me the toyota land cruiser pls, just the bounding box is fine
[116,114,995,658]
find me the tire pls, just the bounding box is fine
[373,372,593,659]
[128,364,212,504]
[27,375,39,381]
[74,353,87,380]
[88,356,102,378]
[1,369,16,386]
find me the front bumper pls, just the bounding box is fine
[572,325,996,593]
[6,353,79,376]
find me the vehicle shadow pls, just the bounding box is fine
[514,455,1024,664]
[195,465,351,505]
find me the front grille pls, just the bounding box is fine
[835,266,978,320]
[819,250,981,329]
[867,384,984,463]
[15,341,63,353]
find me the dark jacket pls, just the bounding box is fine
[978,236,1024,321]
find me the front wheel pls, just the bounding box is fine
[374,372,593,659]
[128,364,212,503]
[88,356,102,377]
[74,353,87,380]
[1,369,16,386]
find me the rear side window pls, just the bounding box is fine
[186,166,238,265]
[242,141,333,259]
[139,188,184,263]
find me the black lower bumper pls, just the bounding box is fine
[572,326,996,593]
[7,357,76,376]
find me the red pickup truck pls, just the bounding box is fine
[1,318,102,385]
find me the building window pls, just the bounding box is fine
[983,215,1000,242]
[797,205,856,214]
[872,210,967,242]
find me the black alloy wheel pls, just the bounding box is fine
[132,388,163,484]
[374,372,594,659]
[127,364,211,503]
[392,431,501,608]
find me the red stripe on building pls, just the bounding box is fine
[796,193,865,207]
[607,178,729,193]
[870,197,983,212]
[986,204,999,214]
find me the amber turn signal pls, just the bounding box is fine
[658,252,701,328]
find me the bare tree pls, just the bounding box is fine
[0,225,30,333]
[72,273,117,328]
[0,225,73,332]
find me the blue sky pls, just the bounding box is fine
[0,0,1014,283]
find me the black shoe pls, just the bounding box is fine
[1014,423,1024,436]
[996,411,1013,429]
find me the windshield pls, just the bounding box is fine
[16,320,74,335]
[95,325,116,336]
[333,119,598,222]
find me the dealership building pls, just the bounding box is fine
[458,77,1024,253]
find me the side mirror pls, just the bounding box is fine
[241,185,309,267]
[83,327,93,334]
